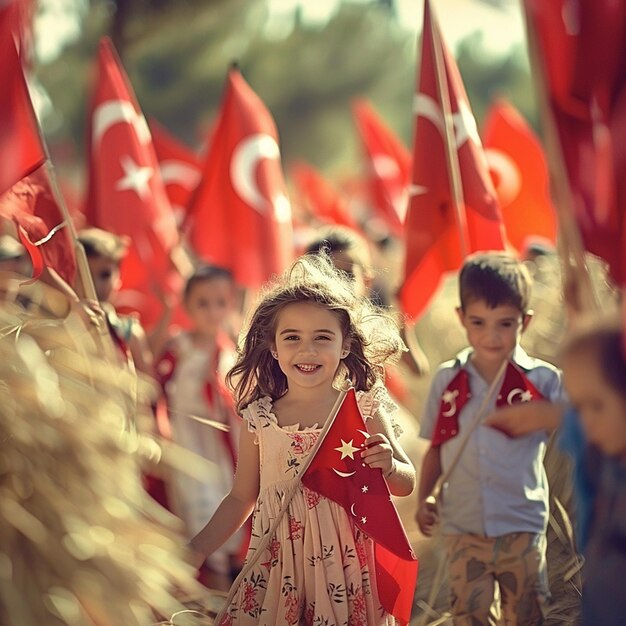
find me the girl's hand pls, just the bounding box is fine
[415,497,438,537]
[360,433,395,477]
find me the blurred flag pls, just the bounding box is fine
[186,66,293,289]
[483,99,557,254]
[523,0,626,285]
[84,37,183,329]
[302,389,418,626]
[290,161,360,232]
[400,0,504,321]
[0,13,45,197]
[0,168,76,285]
[150,118,202,227]
[352,99,410,237]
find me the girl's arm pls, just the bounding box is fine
[189,422,260,559]
[415,445,441,537]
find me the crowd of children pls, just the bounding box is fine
[1,214,625,626]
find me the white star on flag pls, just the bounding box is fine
[335,439,359,460]
[115,154,154,200]
[361,485,369,493]
[520,390,533,402]
[361,516,367,524]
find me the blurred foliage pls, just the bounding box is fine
[36,0,536,182]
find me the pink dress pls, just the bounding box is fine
[218,387,399,626]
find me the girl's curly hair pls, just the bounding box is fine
[227,253,404,413]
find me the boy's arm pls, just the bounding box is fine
[484,401,567,437]
[415,446,441,537]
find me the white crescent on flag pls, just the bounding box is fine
[484,147,522,206]
[230,133,291,222]
[93,100,151,149]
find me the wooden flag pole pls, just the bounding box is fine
[520,3,598,315]
[428,0,469,260]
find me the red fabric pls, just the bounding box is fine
[302,389,418,626]
[185,67,293,289]
[431,362,544,447]
[0,11,46,198]
[523,0,626,285]
[483,100,557,254]
[290,161,360,231]
[352,99,410,237]
[150,118,202,226]
[84,37,183,329]
[400,0,504,321]
[0,169,76,285]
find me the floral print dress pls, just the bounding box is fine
[217,388,399,626]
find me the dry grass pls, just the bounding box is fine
[0,302,215,626]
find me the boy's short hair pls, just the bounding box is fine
[184,264,234,300]
[78,228,128,262]
[459,251,532,313]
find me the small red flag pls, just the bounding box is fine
[523,0,626,285]
[84,37,183,329]
[400,0,504,321]
[150,118,202,227]
[0,168,76,285]
[483,99,557,254]
[290,161,360,232]
[0,12,46,198]
[186,66,293,289]
[352,99,411,237]
[302,389,418,626]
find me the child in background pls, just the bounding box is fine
[77,227,153,375]
[156,265,242,591]
[190,253,416,625]
[415,252,563,626]
[559,314,626,625]
[304,225,429,379]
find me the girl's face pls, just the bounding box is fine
[87,255,120,303]
[184,277,234,337]
[273,301,349,394]
[562,352,626,459]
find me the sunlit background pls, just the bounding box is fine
[31,0,533,186]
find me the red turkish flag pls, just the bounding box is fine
[483,100,557,254]
[84,37,183,329]
[352,99,410,237]
[302,389,418,626]
[523,0,626,284]
[290,161,360,232]
[186,66,293,289]
[0,168,76,285]
[400,0,504,321]
[0,10,46,198]
[150,118,202,227]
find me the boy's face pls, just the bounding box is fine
[329,250,369,298]
[87,255,120,303]
[457,299,530,369]
[562,352,626,460]
[184,277,234,337]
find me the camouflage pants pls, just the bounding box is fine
[444,532,549,626]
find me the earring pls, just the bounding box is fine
[271,351,278,359]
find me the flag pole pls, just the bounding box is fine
[520,3,597,315]
[428,0,469,260]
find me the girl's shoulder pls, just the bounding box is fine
[356,383,398,421]
[241,395,277,430]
